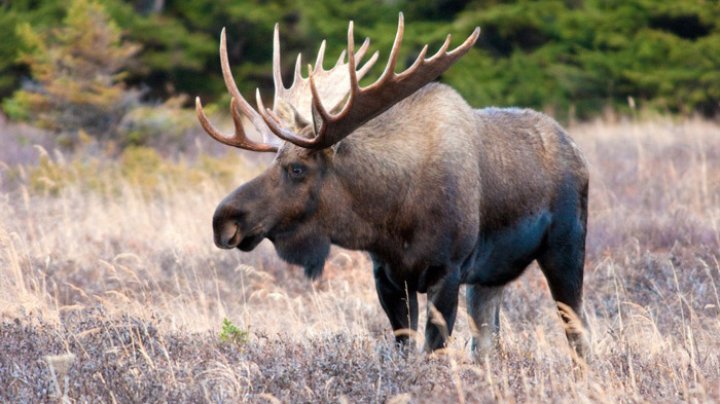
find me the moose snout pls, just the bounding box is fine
[212,205,246,249]
[213,219,240,249]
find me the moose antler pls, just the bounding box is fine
[256,13,481,149]
[196,25,378,152]
[197,15,479,152]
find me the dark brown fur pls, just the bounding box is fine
[213,83,589,357]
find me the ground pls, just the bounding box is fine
[1,118,719,402]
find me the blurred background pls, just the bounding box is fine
[1,2,719,401]
[1,0,718,155]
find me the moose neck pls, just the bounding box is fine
[318,83,478,254]
[324,138,413,251]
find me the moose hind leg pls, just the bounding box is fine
[538,252,588,360]
[537,203,589,359]
[373,260,418,347]
[466,284,504,360]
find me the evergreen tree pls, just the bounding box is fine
[3,0,140,146]
[1,0,719,121]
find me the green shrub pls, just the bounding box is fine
[219,318,249,346]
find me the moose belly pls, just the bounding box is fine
[462,210,552,286]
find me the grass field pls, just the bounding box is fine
[1,118,719,402]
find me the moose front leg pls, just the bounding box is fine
[373,259,419,347]
[424,267,461,352]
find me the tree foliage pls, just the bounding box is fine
[1,0,719,122]
[3,0,140,145]
[454,0,720,118]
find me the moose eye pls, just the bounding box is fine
[287,163,307,180]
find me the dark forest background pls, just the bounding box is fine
[1,0,718,147]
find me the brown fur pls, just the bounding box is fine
[212,82,589,358]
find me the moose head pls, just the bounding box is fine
[197,14,479,278]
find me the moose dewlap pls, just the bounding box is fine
[196,13,589,360]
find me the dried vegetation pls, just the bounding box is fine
[1,118,719,402]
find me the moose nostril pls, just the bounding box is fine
[213,203,249,248]
[215,221,240,249]
[212,211,243,249]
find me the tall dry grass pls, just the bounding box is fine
[0,118,718,402]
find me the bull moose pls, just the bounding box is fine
[196,14,589,359]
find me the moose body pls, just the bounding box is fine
[198,15,589,358]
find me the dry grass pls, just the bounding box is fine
[1,118,719,402]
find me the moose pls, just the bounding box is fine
[196,14,589,359]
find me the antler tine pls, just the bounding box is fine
[428,34,452,62]
[273,23,285,102]
[335,49,346,67]
[219,29,253,117]
[346,20,358,93]
[195,97,230,145]
[396,45,428,80]
[354,38,371,62]
[330,37,370,68]
[308,63,332,136]
[333,37,369,68]
[228,98,279,149]
[375,13,404,85]
[335,38,380,74]
[196,28,279,153]
[315,40,327,73]
[357,50,379,79]
[448,26,481,56]
[293,53,303,85]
